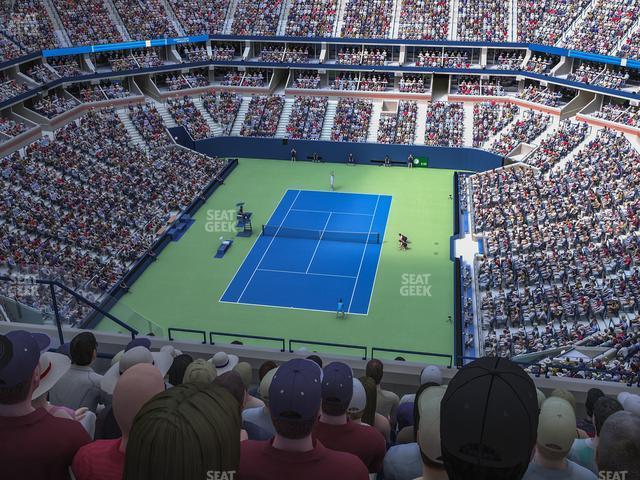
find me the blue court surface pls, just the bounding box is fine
[221,190,392,314]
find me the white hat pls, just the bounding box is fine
[101,346,173,394]
[32,352,71,400]
[348,378,367,414]
[417,385,447,464]
[208,351,239,375]
[160,345,183,358]
[421,365,443,385]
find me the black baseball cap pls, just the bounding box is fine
[440,357,538,480]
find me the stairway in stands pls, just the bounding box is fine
[462,102,475,147]
[230,97,249,136]
[191,96,223,137]
[366,101,384,142]
[160,0,186,36]
[275,97,295,137]
[320,100,338,140]
[154,101,178,128]
[116,109,147,148]
[414,102,429,145]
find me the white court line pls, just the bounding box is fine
[364,196,393,315]
[219,298,368,315]
[291,208,373,217]
[347,195,380,313]
[306,212,331,273]
[257,268,356,279]
[237,190,301,303]
[219,189,293,302]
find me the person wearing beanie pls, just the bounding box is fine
[72,364,166,480]
[313,362,386,473]
[568,397,623,475]
[239,359,368,480]
[522,397,596,480]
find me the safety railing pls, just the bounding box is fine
[209,331,286,352]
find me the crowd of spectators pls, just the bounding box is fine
[259,45,285,62]
[424,101,464,147]
[293,71,321,89]
[472,129,640,384]
[359,73,390,91]
[568,62,630,89]
[167,96,211,140]
[70,80,130,103]
[212,44,236,60]
[331,98,372,142]
[361,49,390,66]
[285,0,337,37]
[489,110,551,155]
[562,0,640,55]
[415,49,471,68]
[523,120,589,171]
[340,0,393,39]
[242,71,267,87]
[454,76,505,96]
[104,52,138,72]
[52,0,123,46]
[399,75,429,93]
[377,101,417,144]
[0,117,30,139]
[493,51,525,70]
[331,73,359,91]
[0,35,24,62]
[592,102,640,128]
[472,101,519,148]
[517,0,590,45]
[523,54,557,74]
[284,46,310,63]
[619,31,640,61]
[398,0,450,40]
[286,96,327,140]
[48,57,83,78]
[457,0,509,42]
[202,91,241,135]
[517,85,562,107]
[130,49,164,69]
[128,102,171,148]
[0,74,29,103]
[25,64,59,84]
[180,45,209,63]
[32,93,79,118]
[221,70,243,86]
[161,73,191,91]
[1,109,225,304]
[231,0,284,36]
[112,0,177,40]
[167,0,229,35]
[1,0,59,54]
[336,48,361,64]
[240,95,284,137]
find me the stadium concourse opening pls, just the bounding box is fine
[104,159,455,362]
[221,190,392,314]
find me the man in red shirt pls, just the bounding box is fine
[0,330,91,480]
[238,358,368,480]
[71,363,166,480]
[313,361,386,473]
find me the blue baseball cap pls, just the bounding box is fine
[125,337,151,352]
[0,331,51,388]
[269,359,322,422]
[321,362,353,409]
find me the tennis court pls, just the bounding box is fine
[221,189,392,314]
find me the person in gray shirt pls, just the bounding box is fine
[49,332,108,412]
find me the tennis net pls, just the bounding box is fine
[261,225,380,244]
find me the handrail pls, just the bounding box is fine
[209,331,286,352]
[371,347,453,367]
[289,339,368,360]
[168,327,207,344]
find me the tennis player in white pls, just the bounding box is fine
[330,171,335,191]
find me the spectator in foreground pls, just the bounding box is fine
[234,361,265,409]
[523,397,596,480]
[183,358,217,384]
[568,397,623,474]
[415,385,449,479]
[242,367,278,437]
[238,358,369,480]
[366,358,399,423]
[124,382,241,480]
[576,388,604,437]
[399,365,443,405]
[0,331,91,480]
[313,362,386,473]
[72,363,165,480]
[440,357,539,480]
[596,411,640,480]
[166,353,194,387]
[348,375,391,442]
[49,331,106,412]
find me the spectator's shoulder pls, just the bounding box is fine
[324,447,369,479]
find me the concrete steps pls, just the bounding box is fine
[230,97,250,136]
[276,97,295,137]
[320,100,338,140]
[192,96,223,136]
[366,101,383,143]
[102,0,131,41]
[414,102,429,145]
[154,101,178,128]
[116,108,147,148]
[42,0,71,46]
[462,102,475,147]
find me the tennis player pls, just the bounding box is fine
[330,171,335,191]
[336,298,345,318]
